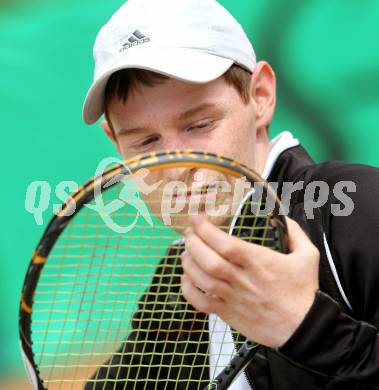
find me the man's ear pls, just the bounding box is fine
[100,119,121,154]
[249,61,276,130]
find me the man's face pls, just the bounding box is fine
[105,70,273,230]
[107,74,270,172]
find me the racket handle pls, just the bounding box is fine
[204,340,260,390]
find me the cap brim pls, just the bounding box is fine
[83,48,234,124]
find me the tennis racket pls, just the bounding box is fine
[19,150,288,390]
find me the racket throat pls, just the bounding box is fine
[231,331,257,390]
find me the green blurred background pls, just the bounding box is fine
[1,0,378,387]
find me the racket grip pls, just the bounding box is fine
[204,340,260,390]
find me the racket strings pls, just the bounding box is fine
[40,209,86,384]
[28,167,280,389]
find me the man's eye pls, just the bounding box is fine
[132,136,160,151]
[139,136,159,147]
[186,120,215,132]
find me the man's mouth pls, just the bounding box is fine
[171,184,220,200]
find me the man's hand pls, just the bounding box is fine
[181,215,320,348]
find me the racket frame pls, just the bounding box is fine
[19,149,288,389]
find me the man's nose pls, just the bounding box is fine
[162,132,194,151]
[164,167,196,185]
[158,136,203,184]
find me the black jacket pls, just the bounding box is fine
[86,146,379,390]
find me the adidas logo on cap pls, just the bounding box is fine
[120,30,150,52]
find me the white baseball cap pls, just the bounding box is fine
[83,0,256,124]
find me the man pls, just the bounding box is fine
[82,0,379,388]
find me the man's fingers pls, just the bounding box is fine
[184,230,239,281]
[181,251,233,298]
[181,274,223,314]
[189,214,272,266]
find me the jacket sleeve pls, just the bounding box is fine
[278,291,379,387]
[279,163,379,388]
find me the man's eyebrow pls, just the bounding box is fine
[177,103,220,121]
[116,126,150,137]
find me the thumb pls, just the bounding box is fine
[285,216,313,253]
